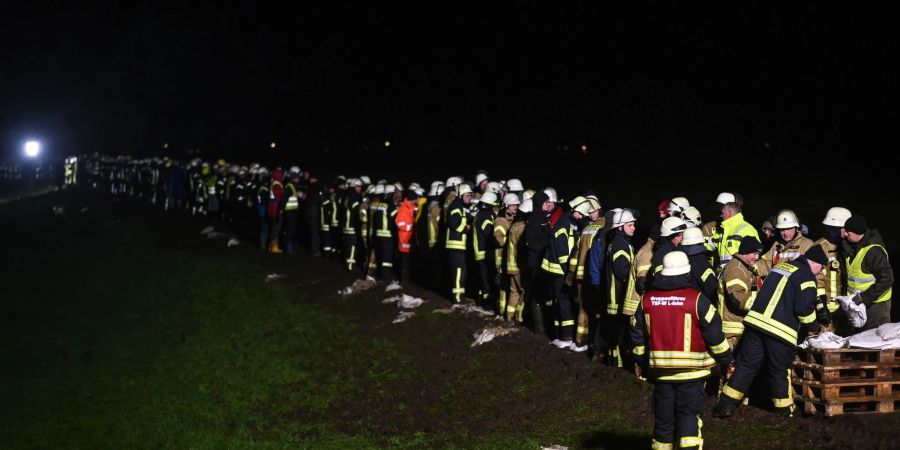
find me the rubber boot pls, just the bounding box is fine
[269,240,283,254]
[531,297,546,335]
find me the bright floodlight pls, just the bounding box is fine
[24,141,41,158]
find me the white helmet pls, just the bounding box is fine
[480,192,499,206]
[572,199,593,216]
[351,178,363,187]
[588,198,602,213]
[359,175,371,185]
[543,187,558,203]
[457,183,473,196]
[681,227,706,246]
[475,173,489,186]
[661,251,691,276]
[612,209,637,228]
[520,189,536,213]
[682,206,702,226]
[414,187,425,197]
[775,209,800,229]
[661,217,688,237]
[716,192,736,205]
[372,184,385,195]
[445,176,461,188]
[568,196,587,209]
[822,207,852,227]
[289,166,300,174]
[394,182,404,192]
[667,197,690,215]
[409,182,420,189]
[504,178,524,192]
[428,182,444,197]
[485,181,503,194]
[364,185,374,194]
[503,192,521,207]
[384,184,397,194]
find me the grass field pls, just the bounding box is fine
[1,189,896,449]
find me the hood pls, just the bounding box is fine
[650,273,692,291]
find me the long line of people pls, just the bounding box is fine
[81,155,894,449]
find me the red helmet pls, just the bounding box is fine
[657,198,670,216]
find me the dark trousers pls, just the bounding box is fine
[284,211,298,252]
[602,315,628,368]
[400,252,411,283]
[720,327,795,413]
[375,237,395,282]
[321,228,333,254]
[652,380,706,449]
[552,275,575,341]
[476,259,494,310]
[343,233,358,270]
[447,250,467,302]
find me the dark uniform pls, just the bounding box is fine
[445,197,470,302]
[604,229,634,366]
[541,212,579,342]
[341,190,362,270]
[473,203,497,310]
[717,252,825,417]
[631,263,731,450]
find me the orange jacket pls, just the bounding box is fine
[396,199,416,253]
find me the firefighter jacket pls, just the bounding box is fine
[472,205,497,261]
[396,199,416,253]
[358,197,370,242]
[341,191,361,235]
[716,212,759,270]
[717,256,762,337]
[814,236,844,312]
[630,275,731,382]
[427,199,441,249]
[628,236,656,314]
[525,192,552,270]
[330,189,344,228]
[268,179,283,219]
[702,220,718,266]
[569,218,605,282]
[540,213,578,277]
[843,229,893,305]
[650,238,679,280]
[371,199,397,240]
[284,182,300,212]
[503,213,526,276]
[687,251,718,301]
[445,198,469,251]
[494,210,514,270]
[319,190,334,231]
[742,257,819,347]
[758,233,815,275]
[605,230,634,315]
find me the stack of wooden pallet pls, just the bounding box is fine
[792,347,900,416]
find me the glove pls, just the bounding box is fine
[816,295,832,325]
[807,321,824,335]
[564,272,575,287]
[851,293,865,306]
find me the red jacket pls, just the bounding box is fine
[396,199,416,253]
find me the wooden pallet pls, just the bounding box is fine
[792,348,900,416]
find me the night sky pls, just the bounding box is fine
[2,3,896,181]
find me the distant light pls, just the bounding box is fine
[24,140,41,158]
[580,144,588,154]
[270,142,277,149]
[163,142,169,149]
[384,140,391,147]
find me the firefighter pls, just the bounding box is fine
[543,195,585,348]
[267,168,285,253]
[373,184,399,282]
[649,217,688,281]
[283,169,302,254]
[473,191,500,311]
[631,251,732,450]
[341,178,363,270]
[629,224,660,311]
[814,207,852,332]
[426,181,445,290]
[718,236,763,349]
[319,182,335,257]
[665,196,690,219]
[603,208,637,365]
[567,197,604,352]
[757,209,815,274]
[681,227,718,300]
[494,193,520,320]
[396,189,418,283]
[715,193,759,272]
[716,245,829,418]
[365,184,385,277]
[524,189,556,334]
[842,215,894,331]
[446,183,474,302]
[505,191,532,323]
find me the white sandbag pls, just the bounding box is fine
[265,273,287,283]
[836,295,867,328]
[393,311,415,323]
[541,445,569,450]
[398,294,424,309]
[338,278,376,296]
[471,325,518,347]
[385,281,402,292]
[451,303,494,317]
[227,238,240,248]
[876,323,900,341]
[200,226,214,235]
[799,331,847,349]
